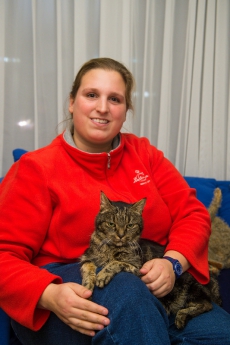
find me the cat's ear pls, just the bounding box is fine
[100,191,114,213]
[131,198,146,215]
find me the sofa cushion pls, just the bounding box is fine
[217,181,230,226]
[184,177,230,226]
[0,308,10,345]
[184,177,217,208]
[12,148,28,162]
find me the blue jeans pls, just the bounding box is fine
[12,262,230,345]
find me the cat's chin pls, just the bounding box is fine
[114,241,123,247]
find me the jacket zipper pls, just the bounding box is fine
[107,153,111,169]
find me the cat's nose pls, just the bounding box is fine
[117,231,125,239]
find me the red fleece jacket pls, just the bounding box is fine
[0,132,211,330]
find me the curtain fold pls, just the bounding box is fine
[175,0,197,174]
[213,0,230,179]
[0,0,230,180]
[185,0,208,176]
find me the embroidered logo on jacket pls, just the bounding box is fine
[133,170,150,185]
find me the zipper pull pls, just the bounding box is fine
[107,153,111,169]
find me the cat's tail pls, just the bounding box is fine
[208,188,222,221]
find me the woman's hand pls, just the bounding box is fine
[140,251,190,298]
[37,282,110,337]
[140,258,176,298]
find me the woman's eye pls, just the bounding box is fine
[110,96,120,103]
[87,93,96,98]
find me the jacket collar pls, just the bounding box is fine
[59,129,124,179]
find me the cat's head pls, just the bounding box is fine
[95,192,146,247]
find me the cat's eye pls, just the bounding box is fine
[107,222,115,227]
[127,223,134,228]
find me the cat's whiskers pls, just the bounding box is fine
[98,238,112,250]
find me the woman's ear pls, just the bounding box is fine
[69,98,74,114]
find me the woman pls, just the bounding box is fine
[0,57,229,344]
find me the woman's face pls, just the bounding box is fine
[69,69,127,153]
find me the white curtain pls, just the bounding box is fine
[0,0,230,180]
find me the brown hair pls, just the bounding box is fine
[70,57,135,111]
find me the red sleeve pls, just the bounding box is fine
[0,155,62,330]
[145,140,211,283]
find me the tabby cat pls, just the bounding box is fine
[208,187,230,274]
[80,192,221,329]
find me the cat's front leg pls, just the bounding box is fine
[81,261,97,292]
[96,261,139,288]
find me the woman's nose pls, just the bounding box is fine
[96,98,109,113]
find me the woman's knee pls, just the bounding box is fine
[92,272,170,345]
[92,271,163,312]
[94,272,147,297]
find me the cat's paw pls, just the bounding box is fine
[81,262,97,294]
[95,271,112,288]
[82,276,96,293]
[82,282,95,294]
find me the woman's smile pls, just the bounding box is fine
[90,118,110,125]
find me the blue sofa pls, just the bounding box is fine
[183,176,230,315]
[0,149,230,344]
